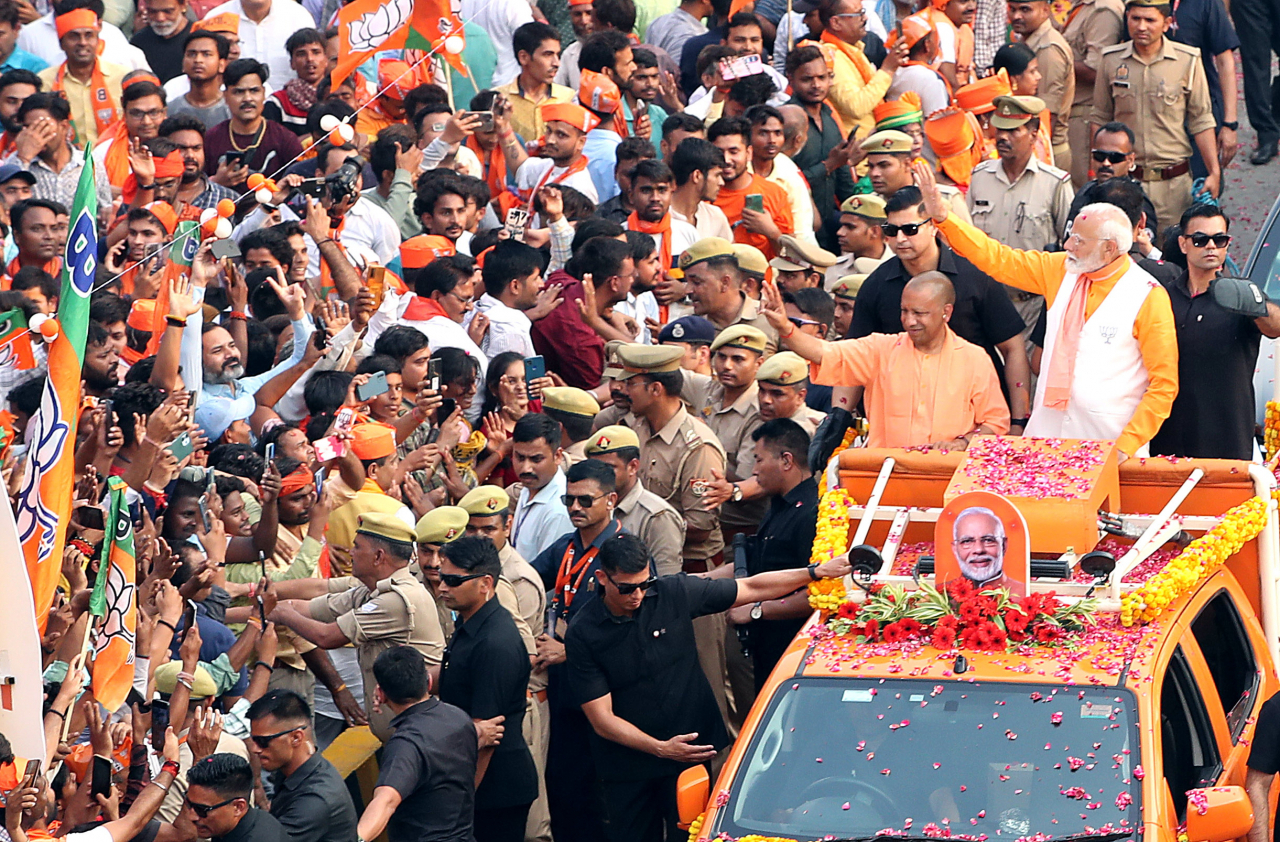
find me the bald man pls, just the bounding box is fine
[757,272,1010,450]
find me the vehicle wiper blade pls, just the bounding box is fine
[828,833,1134,842]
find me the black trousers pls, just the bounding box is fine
[474,803,531,842]
[601,775,682,842]
[1232,0,1280,144]
[546,704,608,842]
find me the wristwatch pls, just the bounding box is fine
[749,602,764,621]
[1222,121,1240,131]
[731,483,744,502]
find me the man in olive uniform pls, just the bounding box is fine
[457,485,551,842]
[614,341,732,730]
[826,194,892,290]
[770,235,840,293]
[831,275,864,338]
[860,131,973,224]
[414,506,470,641]
[732,244,773,305]
[1009,0,1076,172]
[591,341,638,434]
[583,425,688,577]
[683,237,779,353]
[967,95,1075,334]
[268,513,445,741]
[1091,0,1220,238]
[1062,0,1126,187]
[757,351,827,435]
[542,386,601,470]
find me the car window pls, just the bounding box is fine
[1190,589,1260,741]
[1160,646,1223,821]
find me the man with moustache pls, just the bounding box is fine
[951,506,1022,593]
[130,0,192,82]
[1065,122,1158,244]
[626,159,699,275]
[0,69,39,159]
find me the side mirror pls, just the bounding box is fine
[1185,785,1253,842]
[675,764,709,829]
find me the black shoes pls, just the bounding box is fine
[1251,140,1278,165]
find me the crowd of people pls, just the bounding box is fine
[0,0,1275,836]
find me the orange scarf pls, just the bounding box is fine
[52,59,118,144]
[468,136,506,205]
[821,30,874,84]
[96,121,131,186]
[1043,254,1130,410]
[2,255,62,289]
[526,156,590,203]
[0,132,15,159]
[402,294,450,321]
[144,261,185,356]
[628,210,672,270]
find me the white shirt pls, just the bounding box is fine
[471,292,536,357]
[303,195,401,269]
[18,13,150,70]
[627,215,700,264]
[164,76,273,101]
[751,152,816,245]
[515,156,599,205]
[204,0,318,86]
[615,290,661,343]
[672,201,733,241]
[511,469,572,562]
[889,64,951,119]
[554,39,582,89]
[460,0,533,86]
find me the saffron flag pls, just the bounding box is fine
[15,147,96,632]
[331,0,412,88]
[404,0,467,76]
[0,308,34,373]
[90,476,137,712]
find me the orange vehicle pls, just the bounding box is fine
[679,438,1279,842]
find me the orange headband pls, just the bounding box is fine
[123,73,161,90]
[153,150,185,178]
[56,9,98,38]
[279,465,314,496]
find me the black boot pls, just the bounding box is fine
[1251,140,1278,164]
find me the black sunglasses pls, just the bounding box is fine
[1091,149,1128,165]
[607,573,657,595]
[188,797,239,818]
[249,726,302,749]
[440,572,487,587]
[788,316,821,328]
[561,493,605,509]
[881,221,927,237]
[1187,232,1231,248]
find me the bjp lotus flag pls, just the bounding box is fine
[331,0,412,88]
[15,147,96,632]
[90,476,137,712]
[0,307,34,373]
[405,0,467,76]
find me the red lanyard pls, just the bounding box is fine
[554,542,599,611]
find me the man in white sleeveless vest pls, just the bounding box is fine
[912,161,1178,458]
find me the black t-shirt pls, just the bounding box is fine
[439,597,539,809]
[268,753,358,842]
[746,477,818,678]
[376,699,478,842]
[130,21,192,83]
[1171,0,1241,124]
[565,574,738,781]
[1249,694,1280,842]
[1066,178,1160,240]
[215,808,288,842]
[1150,271,1261,459]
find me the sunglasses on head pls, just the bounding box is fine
[881,221,927,237]
[440,572,487,587]
[188,797,239,818]
[1091,149,1128,165]
[607,574,657,595]
[249,726,302,749]
[1187,232,1231,248]
[561,493,604,509]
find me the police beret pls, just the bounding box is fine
[414,506,469,545]
[359,512,417,545]
[990,95,1047,130]
[678,237,736,269]
[756,351,809,385]
[584,425,641,455]
[658,315,716,345]
[710,324,768,354]
[615,343,684,379]
[732,243,770,278]
[832,274,867,300]
[541,386,601,417]
[154,661,219,700]
[860,130,913,154]
[840,193,888,220]
[458,485,511,517]
[770,235,839,272]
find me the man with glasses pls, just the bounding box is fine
[397,254,489,386]
[566,531,855,842]
[1065,122,1159,252]
[817,0,907,135]
[92,73,167,191]
[185,754,288,842]
[267,512,445,741]
[1150,205,1280,459]
[245,690,358,842]
[437,536,540,842]
[952,505,1020,591]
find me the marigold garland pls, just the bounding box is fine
[686,813,704,841]
[1120,496,1268,626]
[1267,401,1280,461]
[807,488,853,610]
[816,427,858,496]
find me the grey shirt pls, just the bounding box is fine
[167,93,232,130]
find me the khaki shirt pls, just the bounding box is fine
[789,404,827,435]
[591,405,638,433]
[635,404,726,564]
[681,373,767,530]
[1063,0,1126,111]
[1091,38,1216,167]
[1023,17,1076,146]
[710,294,779,355]
[497,542,547,691]
[614,479,687,576]
[559,439,589,472]
[311,567,444,740]
[967,157,1075,252]
[824,247,892,292]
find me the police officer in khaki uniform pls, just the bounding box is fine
[1091,0,1219,237]
[757,351,827,435]
[583,426,687,577]
[860,130,974,224]
[826,194,892,291]
[456,486,551,842]
[268,512,445,741]
[541,386,601,471]
[732,243,771,303]
[1010,0,1077,172]
[1063,0,1127,187]
[831,274,865,338]
[591,341,639,434]
[614,341,733,729]
[770,235,840,293]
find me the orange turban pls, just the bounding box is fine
[127,298,155,330]
[955,69,1011,115]
[153,149,185,178]
[925,108,983,188]
[351,422,396,460]
[55,8,97,37]
[401,235,454,268]
[874,95,923,130]
[541,102,599,134]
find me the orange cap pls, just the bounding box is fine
[194,11,239,35]
[541,102,600,133]
[55,8,98,37]
[378,58,423,100]
[127,298,155,330]
[886,13,932,49]
[579,69,622,115]
[925,108,982,187]
[401,235,455,268]
[568,0,592,6]
[873,95,923,130]
[954,68,1011,115]
[350,421,396,459]
[143,201,178,235]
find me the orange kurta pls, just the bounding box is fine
[937,213,1178,456]
[811,329,1010,447]
[713,174,795,260]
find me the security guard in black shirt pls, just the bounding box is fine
[437,536,540,842]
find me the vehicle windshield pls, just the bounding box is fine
[716,678,1141,841]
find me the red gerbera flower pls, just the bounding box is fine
[931,624,958,649]
[862,618,880,641]
[946,578,977,602]
[936,614,959,630]
[1004,608,1031,634]
[882,621,911,643]
[986,623,1008,650]
[1035,623,1065,644]
[837,601,861,621]
[959,599,986,624]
